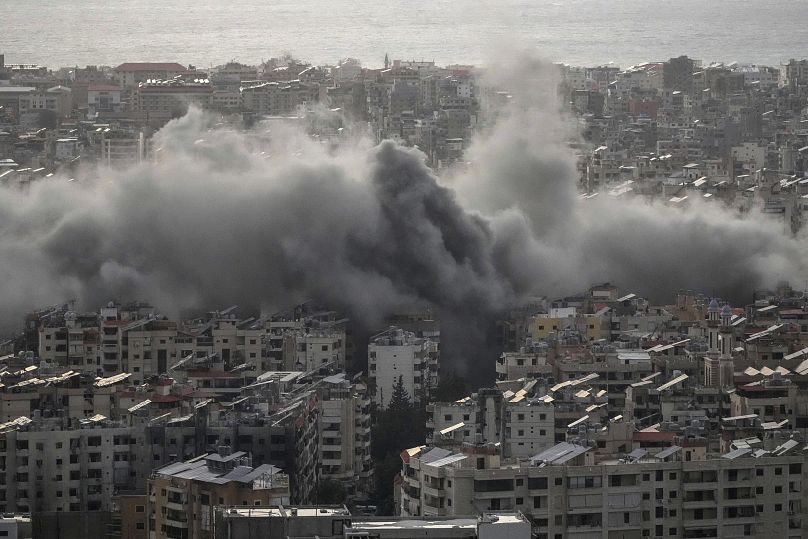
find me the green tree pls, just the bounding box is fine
[369,375,428,516]
[389,375,411,411]
[315,478,347,505]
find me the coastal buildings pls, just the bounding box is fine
[4,47,808,539]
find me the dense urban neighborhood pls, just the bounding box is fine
[2,51,808,539]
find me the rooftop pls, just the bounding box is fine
[114,62,187,72]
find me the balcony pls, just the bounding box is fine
[165,501,186,511]
[682,518,718,528]
[683,499,716,509]
[422,485,444,498]
[683,482,718,491]
[164,517,189,528]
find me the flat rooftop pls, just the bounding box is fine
[352,518,477,530]
[225,507,348,518]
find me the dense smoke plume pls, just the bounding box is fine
[2,52,807,380]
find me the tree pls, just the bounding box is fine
[315,478,347,505]
[369,375,428,515]
[389,375,411,411]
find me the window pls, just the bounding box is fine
[756,468,764,476]
[444,414,452,421]
[136,505,145,513]
[528,477,548,489]
[516,478,524,486]
[775,467,783,476]
[516,497,523,505]
[568,476,602,489]
[775,504,783,512]
[136,523,145,530]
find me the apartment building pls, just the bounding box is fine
[211,506,530,539]
[368,327,440,409]
[495,346,553,381]
[134,78,213,124]
[17,85,72,119]
[427,387,556,458]
[318,373,373,497]
[148,449,290,539]
[38,310,101,372]
[0,416,135,514]
[112,63,190,89]
[240,80,320,116]
[86,84,122,116]
[400,438,807,539]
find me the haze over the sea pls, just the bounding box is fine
[3,0,806,68]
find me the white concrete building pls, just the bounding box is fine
[369,327,439,409]
[86,84,122,116]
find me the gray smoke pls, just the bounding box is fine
[1,52,807,379]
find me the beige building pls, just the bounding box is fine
[134,79,213,124]
[112,62,189,88]
[401,439,808,539]
[318,374,373,496]
[240,80,320,116]
[148,449,290,539]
